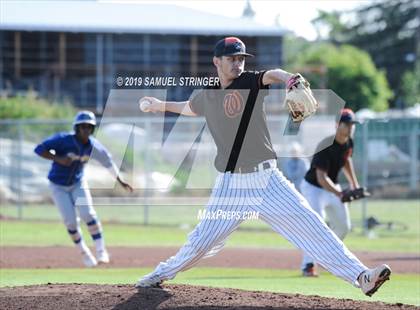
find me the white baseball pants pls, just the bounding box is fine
[149,164,366,286]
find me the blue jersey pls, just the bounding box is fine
[34,132,115,186]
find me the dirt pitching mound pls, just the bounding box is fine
[0,284,415,310]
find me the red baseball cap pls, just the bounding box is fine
[214,37,254,57]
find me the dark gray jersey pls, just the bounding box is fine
[189,71,276,172]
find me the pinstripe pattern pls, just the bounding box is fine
[150,164,367,286]
[256,169,366,284]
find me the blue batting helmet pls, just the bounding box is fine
[73,111,96,127]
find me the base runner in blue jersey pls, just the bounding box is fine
[135,37,391,297]
[34,111,133,267]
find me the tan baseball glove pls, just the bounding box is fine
[285,73,319,122]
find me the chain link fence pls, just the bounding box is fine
[0,117,419,228]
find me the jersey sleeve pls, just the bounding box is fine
[90,138,115,169]
[34,133,63,155]
[188,89,206,116]
[311,149,330,172]
[255,71,270,90]
[242,71,270,91]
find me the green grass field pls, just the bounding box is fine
[1,200,419,252]
[1,199,419,306]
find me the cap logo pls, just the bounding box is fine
[233,42,242,50]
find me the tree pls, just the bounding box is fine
[401,66,420,106]
[296,43,392,111]
[283,34,313,69]
[312,0,420,108]
[312,10,347,44]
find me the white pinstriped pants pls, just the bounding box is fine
[151,165,367,286]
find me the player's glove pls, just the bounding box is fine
[341,187,371,203]
[285,73,319,122]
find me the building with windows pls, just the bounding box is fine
[1,1,284,112]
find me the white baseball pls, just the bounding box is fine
[139,99,152,112]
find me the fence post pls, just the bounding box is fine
[17,120,23,219]
[143,118,151,226]
[361,121,369,236]
[96,34,104,114]
[409,123,419,192]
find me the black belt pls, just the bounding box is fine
[226,161,274,174]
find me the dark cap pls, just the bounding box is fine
[214,37,254,57]
[340,108,359,124]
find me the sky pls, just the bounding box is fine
[112,0,371,41]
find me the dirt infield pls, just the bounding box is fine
[0,283,417,310]
[1,246,419,273]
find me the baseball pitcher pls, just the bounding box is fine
[34,111,133,267]
[136,37,390,297]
